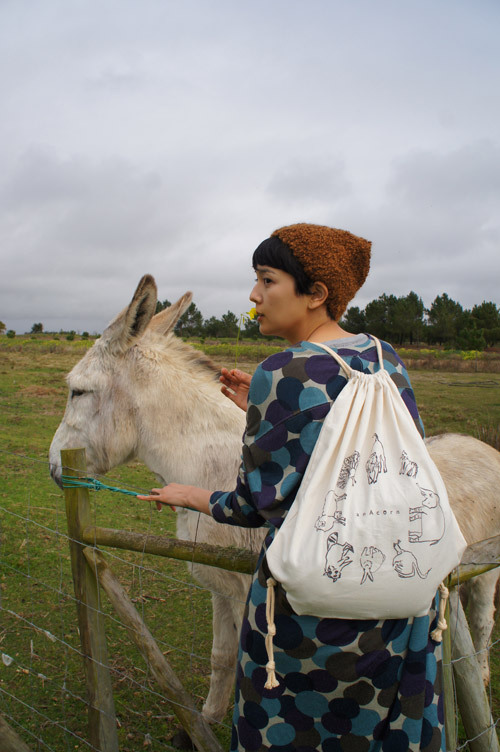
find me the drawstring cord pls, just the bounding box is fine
[430,582,450,642]
[265,578,279,689]
[265,579,448,688]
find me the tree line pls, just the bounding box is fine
[2,292,499,349]
[155,293,500,349]
[341,293,500,349]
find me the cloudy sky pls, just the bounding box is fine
[1,0,499,334]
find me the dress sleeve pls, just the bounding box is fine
[209,358,330,528]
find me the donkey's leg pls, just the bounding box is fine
[202,591,244,723]
[466,569,499,686]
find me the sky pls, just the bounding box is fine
[1,0,499,334]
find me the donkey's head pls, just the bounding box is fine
[49,275,192,486]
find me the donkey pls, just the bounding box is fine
[49,274,500,723]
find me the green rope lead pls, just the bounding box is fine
[61,474,199,513]
[61,475,140,497]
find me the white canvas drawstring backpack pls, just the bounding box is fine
[264,337,466,689]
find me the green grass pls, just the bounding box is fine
[0,346,228,749]
[0,458,222,750]
[409,371,500,439]
[0,341,499,750]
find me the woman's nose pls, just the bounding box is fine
[250,283,261,303]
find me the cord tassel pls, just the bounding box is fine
[430,582,450,642]
[265,577,279,689]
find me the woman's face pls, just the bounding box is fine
[250,265,311,343]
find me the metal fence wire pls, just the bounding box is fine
[0,449,499,752]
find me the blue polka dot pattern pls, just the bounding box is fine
[209,334,442,751]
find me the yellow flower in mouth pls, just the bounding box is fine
[234,307,258,368]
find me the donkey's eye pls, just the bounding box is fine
[70,389,86,399]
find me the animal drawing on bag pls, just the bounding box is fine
[336,451,360,489]
[392,540,430,579]
[359,546,386,584]
[315,490,347,531]
[366,433,387,484]
[400,450,418,478]
[323,532,354,582]
[409,485,445,544]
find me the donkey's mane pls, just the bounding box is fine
[141,329,220,380]
[184,348,220,379]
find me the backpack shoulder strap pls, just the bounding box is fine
[313,335,385,377]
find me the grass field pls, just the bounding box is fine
[0,340,499,750]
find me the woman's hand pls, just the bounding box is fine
[137,484,211,515]
[220,368,252,412]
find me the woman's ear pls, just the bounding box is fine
[308,281,329,309]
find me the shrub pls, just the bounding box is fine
[6,330,15,339]
[66,331,76,341]
[398,347,440,360]
[192,342,283,362]
[461,350,483,361]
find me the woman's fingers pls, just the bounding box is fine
[219,370,237,390]
[221,385,237,400]
[155,501,176,512]
[137,487,176,512]
[137,489,160,501]
[137,493,176,513]
[235,369,252,386]
[220,368,251,389]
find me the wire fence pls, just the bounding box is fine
[1,448,499,751]
[0,448,237,750]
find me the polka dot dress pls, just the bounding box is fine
[232,560,443,751]
[210,335,444,752]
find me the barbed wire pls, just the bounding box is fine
[1,447,235,749]
[1,446,498,750]
[456,719,499,751]
[0,501,248,603]
[1,544,237,671]
[0,686,98,751]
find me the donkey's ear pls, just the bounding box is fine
[148,291,193,336]
[100,275,158,354]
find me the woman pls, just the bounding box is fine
[139,224,443,752]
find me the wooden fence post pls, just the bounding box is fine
[0,715,34,752]
[83,547,224,752]
[61,448,119,752]
[449,590,500,752]
[441,593,457,752]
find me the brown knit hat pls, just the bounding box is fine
[271,223,371,320]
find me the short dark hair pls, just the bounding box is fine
[252,235,335,319]
[252,236,313,296]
